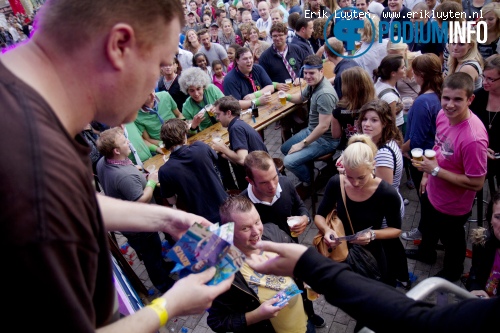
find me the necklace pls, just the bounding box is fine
[488,110,499,129]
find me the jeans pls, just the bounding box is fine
[418,192,470,276]
[280,128,339,183]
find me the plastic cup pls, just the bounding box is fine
[285,79,292,88]
[424,149,436,160]
[411,148,423,162]
[287,217,301,237]
[206,104,214,117]
[146,165,156,173]
[212,133,222,144]
[278,91,287,106]
[305,284,319,301]
[402,97,413,111]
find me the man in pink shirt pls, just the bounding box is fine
[406,72,488,282]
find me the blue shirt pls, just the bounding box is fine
[258,44,309,83]
[223,64,273,100]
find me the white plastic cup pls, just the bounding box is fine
[285,79,292,88]
[287,217,301,237]
[411,148,423,162]
[402,97,413,110]
[424,149,436,160]
[278,91,287,106]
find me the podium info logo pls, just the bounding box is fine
[324,7,375,59]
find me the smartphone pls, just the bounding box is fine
[495,153,500,159]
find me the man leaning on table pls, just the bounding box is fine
[280,55,340,198]
[223,46,274,110]
[212,96,269,190]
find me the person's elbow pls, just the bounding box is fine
[471,176,486,191]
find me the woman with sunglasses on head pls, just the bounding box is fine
[470,54,500,195]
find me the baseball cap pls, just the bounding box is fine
[187,11,196,16]
[210,22,219,28]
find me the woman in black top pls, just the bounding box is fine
[157,57,188,112]
[315,134,402,286]
[470,54,500,194]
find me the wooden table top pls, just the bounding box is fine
[143,62,336,171]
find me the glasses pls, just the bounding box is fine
[481,74,500,83]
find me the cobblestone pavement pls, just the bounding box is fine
[117,122,489,333]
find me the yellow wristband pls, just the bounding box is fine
[148,298,168,326]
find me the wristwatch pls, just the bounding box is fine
[370,230,376,241]
[431,166,441,177]
[303,139,308,146]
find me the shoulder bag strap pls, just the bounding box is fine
[340,175,355,234]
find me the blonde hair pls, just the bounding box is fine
[343,134,377,171]
[361,15,380,42]
[480,3,500,37]
[448,33,484,74]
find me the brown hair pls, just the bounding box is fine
[357,100,403,148]
[338,67,376,111]
[214,96,242,116]
[96,127,123,158]
[244,151,274,180]
[219,195,254,224]
[443,72,474,98]
[411,53,443,97]
[37,0,184,52]
[270,22,288,36]
[160,119,188,150]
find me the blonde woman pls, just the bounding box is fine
[183,28,202,55]
[447,33,484,90]
[354,15,388,78]
[477,2,500,59]
[218,18,243,50]
[315,134,403,288]
[387,41,421,100]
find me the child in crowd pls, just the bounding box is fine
[212,60,225,93]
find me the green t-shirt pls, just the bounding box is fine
[134,91,178,140]
[182,84,224,131]
[124,122,152,164]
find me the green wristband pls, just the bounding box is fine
[286,94,292,101]
[253,98,260,107]
[149,144,158,152]
[146,180,157,189]
[254,91,262,98]
[273,82,277,89]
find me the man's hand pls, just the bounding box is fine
[211,141,227,154]
[420,175,428,195]
[258,94,272,105]
[163,267,234,318]
[191,113,205,129]
[256,297,283,320]
[287,141,306,155]
[246,241,308,277]
[163,210,212,240]
[412,156,438,174]
[276,83,290,92]
[487,148,496,160]
[147,170,159,183]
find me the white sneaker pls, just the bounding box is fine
[401,228,422,241]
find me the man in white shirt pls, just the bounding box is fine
[256,1,273,43]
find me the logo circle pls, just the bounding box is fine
[323,7,376,59]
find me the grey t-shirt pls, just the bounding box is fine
[97,160,154,204]
[302,77,338,140]
[200,43,228,68]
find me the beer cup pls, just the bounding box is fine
[424,149,436,160]
[206,104,214,117]
[285,79,292,88]
[278,91,287,106]
[411,148,424,162]
[287,217,301,237]
[305,284,319,301]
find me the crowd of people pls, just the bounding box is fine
[2,0,500,332]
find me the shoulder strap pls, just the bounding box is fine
[381,144,397,176]
[460,61,480,74]
[340,175,355,234]
[377,87,398,99]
